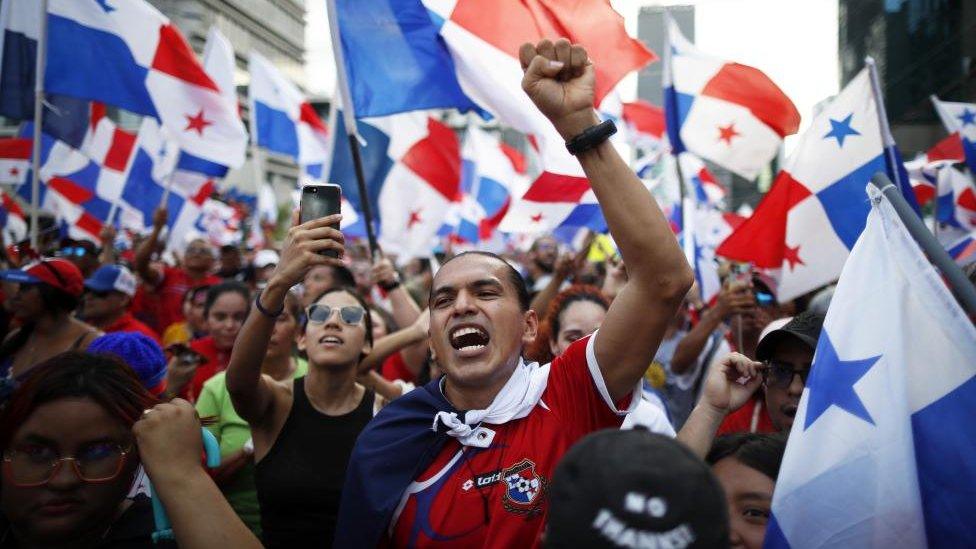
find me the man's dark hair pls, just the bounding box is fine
[437,251,530,311]
[706,432,788,481]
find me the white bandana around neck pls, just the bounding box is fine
[432,357,549,448]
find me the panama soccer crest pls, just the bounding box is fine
[501,459,548,516]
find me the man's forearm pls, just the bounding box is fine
[671,307,725,375]
[388,286,421,329]
[567,119,691,294]
[529,269,566,315]
[134,226,162,280]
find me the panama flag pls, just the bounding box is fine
[0,138,31,185]
[717,69,915,302]
[334,0,483,117]
[903,133,964,206]
[0,1,100,149]
[935,166,976,232]
[17,129,117,242]
[931,95,976,175]
[120,118,214,245]
[203,27,238,119]
[664,16,799,180]
[945,232,976,265]
[449,125,525,243]
[11,0,247,168]
[768,183,976,548]
[249,51,329,167]
[621,100,667,155]
[375,113,462,259]
[424,0,654,234]
[0,191,26,245]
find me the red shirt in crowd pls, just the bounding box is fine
[387,334,633,548]
[380,352,416,384]
[717,394,775,435]
[104,313,161,344]
[155,266,220,334]
[182,336,232,402]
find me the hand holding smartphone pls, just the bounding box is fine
[299,184,342,259]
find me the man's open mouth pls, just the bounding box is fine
[449,325,490,353]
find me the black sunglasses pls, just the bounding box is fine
[762,360,811,389]
[306,304,366,326]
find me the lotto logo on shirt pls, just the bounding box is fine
[461,470,503,492]
[502,459,548,516]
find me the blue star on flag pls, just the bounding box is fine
[95,0,116,13]
[957,108,976,127]
[804,331,880,430]
[823,113,861,147]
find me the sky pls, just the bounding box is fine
[305,0,839,150]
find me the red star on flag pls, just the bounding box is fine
[407,209,423,229]
[8,167,19,177]
[530,213,544,223]
[184,109,213,136]
[783,244,804,270]
[717,123,740,146]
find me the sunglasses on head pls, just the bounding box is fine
[762,360,811,389]
[306,304,366,326]
[58,246,89,258]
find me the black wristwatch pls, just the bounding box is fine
[378,275,401,292]
[565,119,617,156]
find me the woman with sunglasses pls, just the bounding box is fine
[225,213,376,548]
[0,259,101,392]
[0,351,263,548]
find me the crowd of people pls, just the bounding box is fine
[1,39,962,549]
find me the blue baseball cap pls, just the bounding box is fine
[84,265,137,297]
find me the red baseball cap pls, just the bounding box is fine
[0,258,85,297]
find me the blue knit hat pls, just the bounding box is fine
[88,332,167,395]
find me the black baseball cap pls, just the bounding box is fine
[547,429,729,549]
[755,310,825,361]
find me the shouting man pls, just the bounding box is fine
[335,40,693,547]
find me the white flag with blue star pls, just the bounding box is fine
[766,183,976,548]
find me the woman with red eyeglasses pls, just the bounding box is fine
[0,259,101,392]
[0,352,263,548]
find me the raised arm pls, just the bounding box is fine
[372,256,421,328]
[134,400,262,549]
[677,353,764,458]
[671,283,753,374]
[134,207,167,286]
[225,212,345,424]
[519,39,694,402]
[98,225,117,267]
[357,309,428,373]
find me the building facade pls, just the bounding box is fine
[839,0,976,154]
